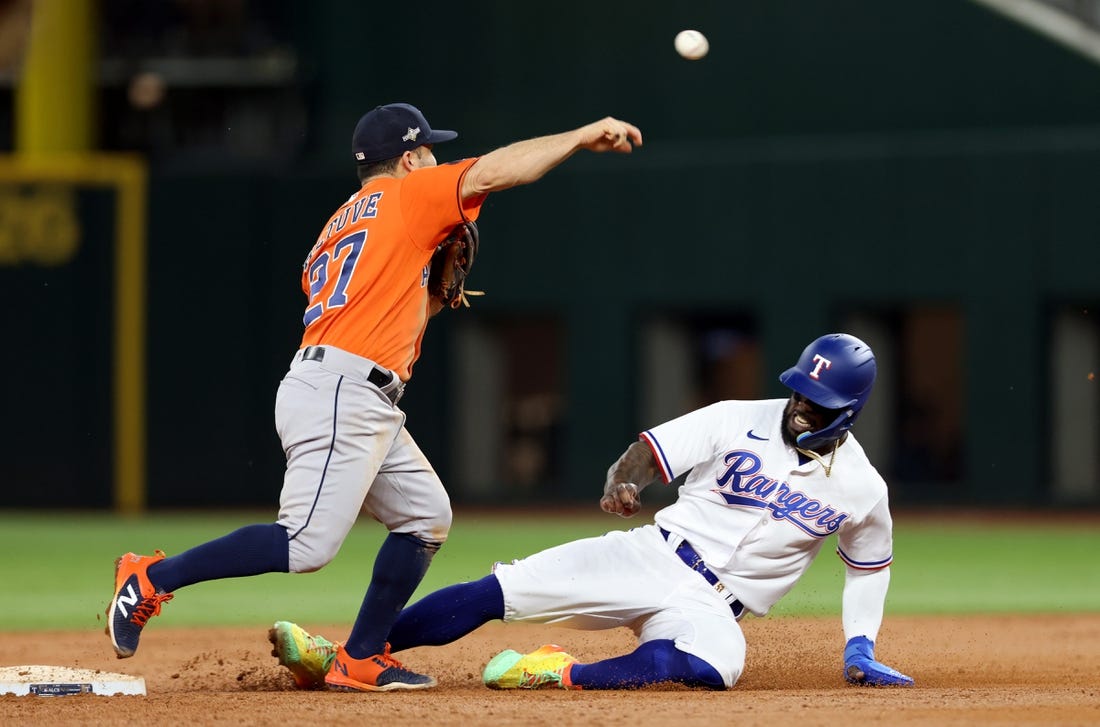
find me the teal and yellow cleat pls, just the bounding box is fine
[268,621,339,689]
[482,643,578,689]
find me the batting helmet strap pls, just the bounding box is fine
[795,408,858,450]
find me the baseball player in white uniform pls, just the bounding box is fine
[271,333,914,690]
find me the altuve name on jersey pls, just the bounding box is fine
[303,191,385,271]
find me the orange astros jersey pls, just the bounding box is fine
[299,158,485,380]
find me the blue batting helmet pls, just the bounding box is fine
[778,333,876,448]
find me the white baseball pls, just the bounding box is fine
[674,29,709,60]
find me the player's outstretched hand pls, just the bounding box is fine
[843,636,914,687]
[578,117,643,154]
[600,482,642,518]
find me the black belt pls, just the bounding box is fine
[301,346,395,392]
[660,528,745,618]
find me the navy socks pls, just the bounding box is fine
[569,639,724,689]
[144,527,722,690]
[146,523,290,593]
[344,531,440,659]
[383,577,721,690]
[388,574,504,652]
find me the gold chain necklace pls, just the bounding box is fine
[796,439,839,477]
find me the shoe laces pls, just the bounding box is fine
[130,592,173,626]
[306,634,338,655]
[372,643,405,670]
[308,635,340,671]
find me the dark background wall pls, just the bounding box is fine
[4,0,1100,508]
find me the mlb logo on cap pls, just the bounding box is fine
[352,103,458,165]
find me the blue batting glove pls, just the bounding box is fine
[843,636,914,687]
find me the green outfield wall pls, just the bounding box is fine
[3,1,1100,507]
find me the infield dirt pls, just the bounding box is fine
[2,614,1097,726]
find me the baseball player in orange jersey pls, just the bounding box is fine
[106,103,643,691]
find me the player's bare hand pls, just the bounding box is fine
[600,482,642,518]
[580,117,643,153]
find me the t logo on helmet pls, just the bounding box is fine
[809,354,833,380]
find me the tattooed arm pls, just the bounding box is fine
[600,441,661,518]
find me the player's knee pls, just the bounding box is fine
[695,650,742,688]
[712,658,743,689]
[689,644,744,689]
[640,639,729,689]
[286,533,342,573]
[409,505,452,546]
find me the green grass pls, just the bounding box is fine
[772,520,1100,616]
[0,510,615,632]
[2,510,1097,631]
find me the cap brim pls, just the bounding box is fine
[425,129,458,144]
[778,369,855,410]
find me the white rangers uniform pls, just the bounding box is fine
[492,398,894,688]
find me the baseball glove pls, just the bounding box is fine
[429,221,482,309]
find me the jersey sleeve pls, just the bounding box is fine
[640,402,739,483]
[836,493,894,570]
[400,157,485,250]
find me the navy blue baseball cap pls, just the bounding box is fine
[352,103,458,164]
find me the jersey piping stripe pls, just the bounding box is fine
[836,546,892,570]
[288,375,343,542]
[641,430,674,483]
